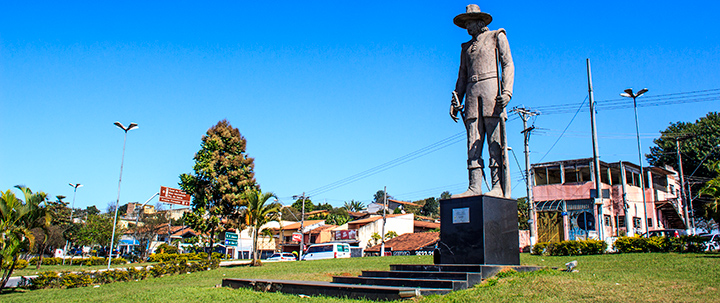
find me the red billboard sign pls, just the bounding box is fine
[159,186,191,206]
[291,233,302,242]
[334,230,357,240]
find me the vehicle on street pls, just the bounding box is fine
[699,233,720,251]
[301,243,351,261]
[641,229,687,238]
[266,252,296,261]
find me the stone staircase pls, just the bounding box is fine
[222,263,542,300]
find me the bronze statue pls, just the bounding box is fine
[450,4,514,198]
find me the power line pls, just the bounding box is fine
[538,96,588,162]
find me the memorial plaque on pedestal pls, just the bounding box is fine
[436,195,519,265]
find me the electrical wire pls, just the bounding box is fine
[538,96,588,162]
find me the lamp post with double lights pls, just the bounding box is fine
[108,121,138,269]
[620,88,649,236]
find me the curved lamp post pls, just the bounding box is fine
[108,121,138,269]
[620,88,648,236]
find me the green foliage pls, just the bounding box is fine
[74,213,122,248]
[420,197,439,217]
[291,198,314,213]
[342,200,365,212]
[531,239,607,256]
[373,190,392,204]
[614,235,708,253]
[700,161,720,224]
[241,190,281,266]
[26,257,220,289]
[517,197,530,230]
[156,243,179,254]
[440,191,452,200]
[180,120,258,257]
[1,258,28,270]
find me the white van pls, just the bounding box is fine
[301,243,351,261]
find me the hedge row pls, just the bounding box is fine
[531,239,607,256]
[148,252,228,263]
[1,259,29,270]
[28,257,127,266]
[22,258,220,289]
[613,235,706,253]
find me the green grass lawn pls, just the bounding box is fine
[3,253,719,302]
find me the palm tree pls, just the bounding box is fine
[0,186,50,290]
[700,161,720,225]
[343,200,366,212]
[241,190,281,266]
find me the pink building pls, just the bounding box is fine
[531,158,687,243]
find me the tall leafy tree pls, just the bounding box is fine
[440,191,452,200]
[699,161,720,228]
[240,190,280,266]
[647,112,720,221]
[180,120,258,259]
[420,197,439,217]
[373,190,392,204]
[0,186,50,290]
[291,198,314,214]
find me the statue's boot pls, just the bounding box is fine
[452,168,483,198]
[486,166,504,198]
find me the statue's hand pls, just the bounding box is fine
[496,94,511,108]
[450,103,459,123]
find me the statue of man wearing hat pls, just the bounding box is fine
[450,4,514,198]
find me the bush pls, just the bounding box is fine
[28,271,61,289]
[532,239,608,256]
[614,235,707,253]
[156,243,179,254]
[29,257,62,266]
[1,258,29,270]
[60,271,94,288]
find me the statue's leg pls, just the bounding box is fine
[485,117,505,197]
[453,109,485,198]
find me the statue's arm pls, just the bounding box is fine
[454,43,470,102]
[497,31,514,99]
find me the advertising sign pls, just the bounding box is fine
[334,230,357,240]
[159,186,191,206]
[291,232,302,242]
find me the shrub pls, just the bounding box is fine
[59,271,93,288]
[2,258,29,270]
[111,257,127,265]
[127,266,149,280]
[29,271,61,289]
[156,243,179,254]
[532,239,608,256]
[614,235,706,253]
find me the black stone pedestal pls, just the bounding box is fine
[436,195,519,265]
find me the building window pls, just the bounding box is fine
[633,217,642,228]
[617,216,626,228]
[647,218,653,228]
[604,215,611,227]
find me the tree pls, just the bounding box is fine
[373,190,392,204]
[647,112,720,222]
[180,120,258,259]
[240,190,280,266]
[0,186,50,290]
[291,198,314,214]
[342,200,366,212]
[517,197,530,230]
[131,211,169,260]
[440,191,452,200]
[75,213,121,250]
[420,197,439,217]
[699,161,720,228]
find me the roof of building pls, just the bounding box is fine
[388,199,420,207]
[414,220,440,229]
[305,210,330,216]
[414,215,437,222]
[347,214,408,227]
[347,211,370,218]
[280,220,325,231]
[365,232,439,252]
[308,225,338,234]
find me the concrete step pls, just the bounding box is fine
[332,275,467,291]
[221,278,449,300]
[390,264,544,279]
[361,270,483,287]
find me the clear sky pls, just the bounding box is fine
[2,1,719,211]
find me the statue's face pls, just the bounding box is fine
[466,20,485,37]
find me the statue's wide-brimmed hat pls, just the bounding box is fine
[453,4,492,28]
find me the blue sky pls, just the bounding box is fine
[2,1,719,210]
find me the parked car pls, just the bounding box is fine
[266,252,296,261]
[641,229,687,238]
[301,243,351,261]
[699,233,720,251]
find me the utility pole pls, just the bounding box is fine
[380,186,387,257]
[587,59,604,241]
[510,107,538,245]
[293,193,307,260]
[675,138,691,232]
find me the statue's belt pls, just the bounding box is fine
[468,72,497,82]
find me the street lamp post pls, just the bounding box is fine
[621,88,649,236]
[63,183,82,265]
[108,121,138,269]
